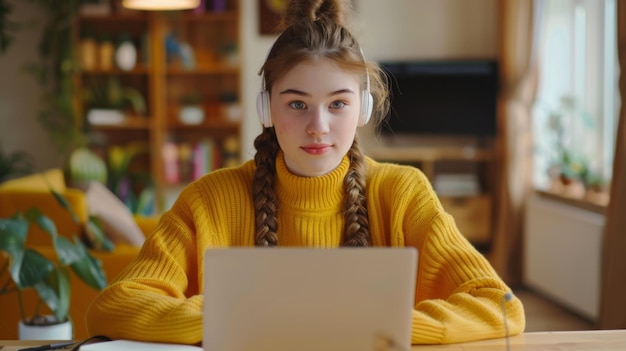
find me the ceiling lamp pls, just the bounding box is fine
[122,0,201,10]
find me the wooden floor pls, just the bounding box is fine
[513,288,597,332]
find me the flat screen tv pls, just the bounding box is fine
[379,60,499,138]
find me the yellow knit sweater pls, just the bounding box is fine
[86,154,525,345]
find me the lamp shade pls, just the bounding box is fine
[122,0,201,10]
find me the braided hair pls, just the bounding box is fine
[253,0,389,247]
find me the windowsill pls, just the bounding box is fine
[535,190,607,215]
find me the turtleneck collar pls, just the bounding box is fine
[275,151,350,211]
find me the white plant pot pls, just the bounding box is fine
[18,317,73,340]
[87,108,125,125]
[179,105,205,125]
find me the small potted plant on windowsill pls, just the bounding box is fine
[547,150,587,199]
[583,172,610,206]
[0,187,111,340]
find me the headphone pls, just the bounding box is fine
[256,49,373,128]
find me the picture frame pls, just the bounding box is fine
[258,0,286,35]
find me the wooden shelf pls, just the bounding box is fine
[89,116,151,130]
[168,119,240,130]
[166,65,239,75]
[370,141,497,246]
[75,1,242,215]
[369,145,494,163]
[81,65,152,75]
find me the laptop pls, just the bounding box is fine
[202,247,418,351]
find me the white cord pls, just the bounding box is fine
[501,292,514,351]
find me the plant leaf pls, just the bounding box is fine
[0,216,28,249]
[0,216,29,285]
[18,249,54,289]
[24,208,58,239]
[49,189,80,224]
[53,236,82,265]
[69,238,107,290]
[34,266,71,322]
[86,215,115,252]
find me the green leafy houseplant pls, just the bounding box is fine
[83,77,147,116]
[20,0,87,153]
[0,0,19,54]
[0,187,110,326]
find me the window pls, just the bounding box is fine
[532,0,619,206]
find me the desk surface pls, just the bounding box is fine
[1,330,624,350]
[413,329,625,350]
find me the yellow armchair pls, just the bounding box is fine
[0,169,158,339]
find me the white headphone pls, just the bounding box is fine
[256,49,373,128]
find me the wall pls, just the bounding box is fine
[0,0,64,172]
[0,0,498,170]
[238,0,498,160]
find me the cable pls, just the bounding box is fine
[501,292,514,351]
[69,335,111,351]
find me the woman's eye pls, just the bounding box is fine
[289,101,306,110]
[330,101,346,109]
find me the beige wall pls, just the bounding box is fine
[0,0,498,170]
[0,0,63,172]
[239,0,498,160]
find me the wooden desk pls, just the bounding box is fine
[413,329,625,350]
[0,330,624,350]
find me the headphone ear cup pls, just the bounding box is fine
[256,91,272,127]
[359,90,373,127]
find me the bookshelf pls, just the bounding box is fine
[74,0,241,214]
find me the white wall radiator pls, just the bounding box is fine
[523,193,605,321]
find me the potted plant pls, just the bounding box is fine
[583,171,610,206]
[0,185,111,339]
[83,76,147,125]
[178,93,205,125]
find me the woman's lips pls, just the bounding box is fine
[301,143,332,155]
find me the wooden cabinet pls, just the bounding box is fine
[74,1,241,214]
[369,141,496,247]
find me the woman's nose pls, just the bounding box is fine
[307,107,330,135]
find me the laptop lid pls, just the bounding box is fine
[203,247,417,351]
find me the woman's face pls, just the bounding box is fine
[270,58,362,177]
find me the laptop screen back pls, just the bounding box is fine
[203,247,417,351]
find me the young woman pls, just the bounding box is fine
[86,0,525,344]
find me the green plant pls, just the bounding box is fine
[20,0,86,153]
[67,146,108,190]
[83,77,147,115]
[0,181,112,325]
[0,0,19,54]
[0,147,34,183]
[558,150,588,184]
[540,94,596,184]
[179,92,202,106]
[107,142,154,215]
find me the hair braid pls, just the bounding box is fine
[253,129,281,246]
[341,136,370,247]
